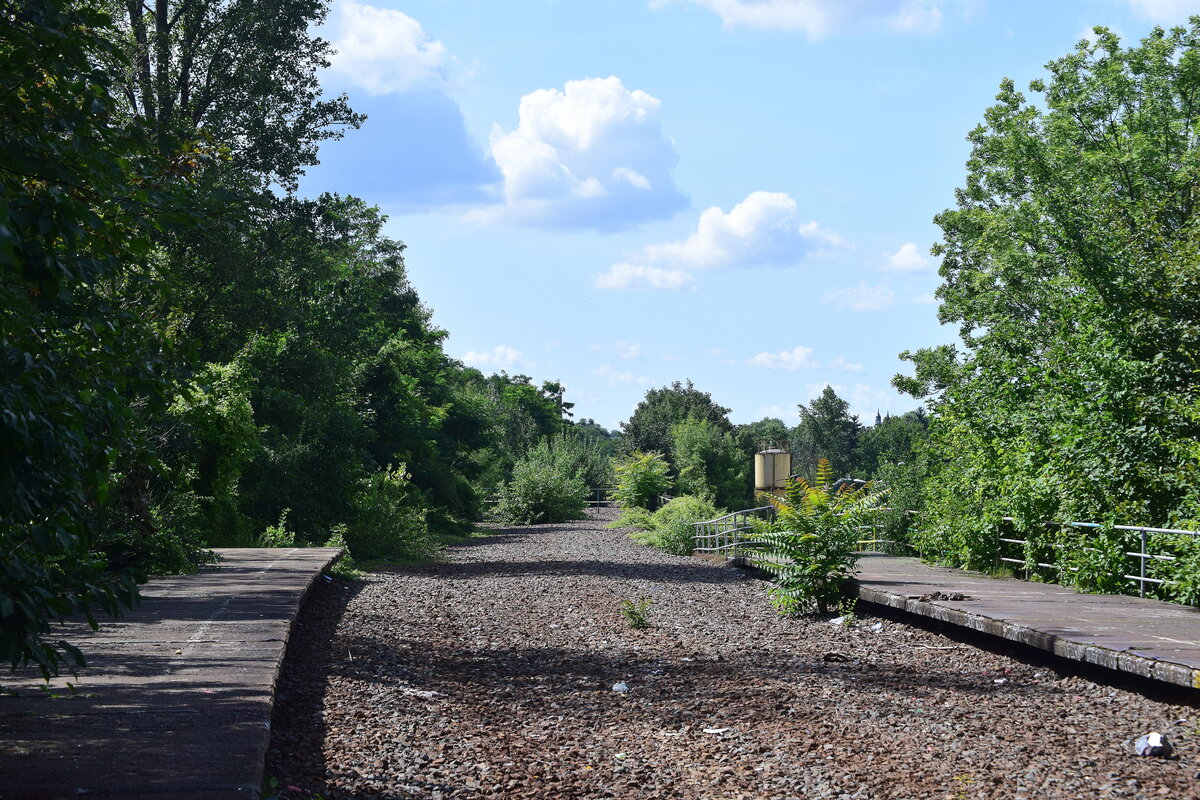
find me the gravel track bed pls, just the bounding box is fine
[268,509,1200,799]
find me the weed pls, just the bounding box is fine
[620,597,653,629]
[837,596,859,626]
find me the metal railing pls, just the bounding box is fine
[997,519,1200,597]
[586,487,616,507]
[692,506,775,557]
[855,509,918,555]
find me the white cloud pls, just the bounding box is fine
[473,77,687,230]
[326,2,450,94]
[600,191,845,289]
[882,242,932,272]
[757,404,801,423]
[594,364,652,387]
[912,293,938,305]
[1125,0,1200,23]
[462,345,528,369]
[805,382,894,421]
[594,262,693,291]
[592,340,643,359]
[822,281,895,312]
[830,355,864,372]
[655,0,949,38]
[748,345,820,371]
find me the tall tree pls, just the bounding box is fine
[621,380,733,465]
[793,386,861,480]
[896,24,1200,566]
[103,0,360,190]
[1,0,196,676]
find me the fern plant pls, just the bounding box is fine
[744,459,885,615]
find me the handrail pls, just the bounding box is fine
[692,506,775,557]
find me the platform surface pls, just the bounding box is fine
[0,547,342,800]
[853,553,1200,688]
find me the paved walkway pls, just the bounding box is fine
[0,547,342,800]
[853,553,1200,689]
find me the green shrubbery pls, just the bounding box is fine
[344,466,436,561]
[495,437,589,525]
[613,451,673,511]
[746,460,884,615]
[615,494,721,556]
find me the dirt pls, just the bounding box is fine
[267,508,1200,799]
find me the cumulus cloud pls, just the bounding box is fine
[1125,0,1200,22]
[595,191,845,290]
[655,0,949,38]
[472,77,687,230]
[882,242,932,272]
[594,263,693,291]
[592,340,643,359]
[748,345,820,371]
[594,364,652,387]
[462,345,528,369]
[822,282,895,312]
[830,355,864,372]
[326,2,450,94]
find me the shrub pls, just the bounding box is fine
[651,495,721,555]
[619,495,720,556]
[495,439,587,524]
[613,451,673,511]
[344,465,436,561]
[745,459,886,615]
[257,509,295,547]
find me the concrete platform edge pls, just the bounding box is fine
[851,581,1200,690]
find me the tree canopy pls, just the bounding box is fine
[896,23,1200,566]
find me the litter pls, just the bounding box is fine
[612,681,630,693]
[1134,732,1173,757]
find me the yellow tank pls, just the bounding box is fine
[754,449,791,494]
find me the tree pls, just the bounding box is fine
[792,386,861,480]
[896,24,1200,569]
[621,381,733,465]
[671,417,749,510]
[1,0,196,677]
[736,417,791,455]
[102,0,361,190]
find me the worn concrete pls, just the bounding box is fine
[0,547,342,800]
[853,553,1200,689]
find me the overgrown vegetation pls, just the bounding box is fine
[892,23,1200,599]
[619,495,722,556]
[745,460,885,615]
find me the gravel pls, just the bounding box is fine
[267,509,1200,799]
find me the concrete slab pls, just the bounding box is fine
[0,547,341,800]
[853,553,1200,689]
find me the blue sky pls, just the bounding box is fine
[300,0,1200,430]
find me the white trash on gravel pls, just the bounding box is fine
[611,681,629,693]
[1134,731,1173,757]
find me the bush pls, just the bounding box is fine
[495,439,588,525]
[613,451,673,511]
[745,459,885,615]
[651,495,722,555]
[619,495,720,556]
[344,466,436,561]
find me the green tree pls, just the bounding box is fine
[792,386,861,479]
[613,451,674,511]
[1,0,197,677]
[896,24,1200,570]
[670,416,749,509]
[621,380,733,466]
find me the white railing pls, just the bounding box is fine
[692,506,775,557]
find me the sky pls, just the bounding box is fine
[300,0,1200,431]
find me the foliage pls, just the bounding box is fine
[1151,535,1200,606]
[896,24,1200,572]
[619,597,653,630]
[322,527,361,580]
[621,381,733,464]
[343,466,436,561]
[0,0,200,678]
[793,386,862,480]
[635,495,722,556]
[607,506,656,532]
[257,509,295,548]
[736,417,791,454]
[745,460,883,615]
[613,451,674,511]
[670,416,749,509]
[495,439,588,525]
